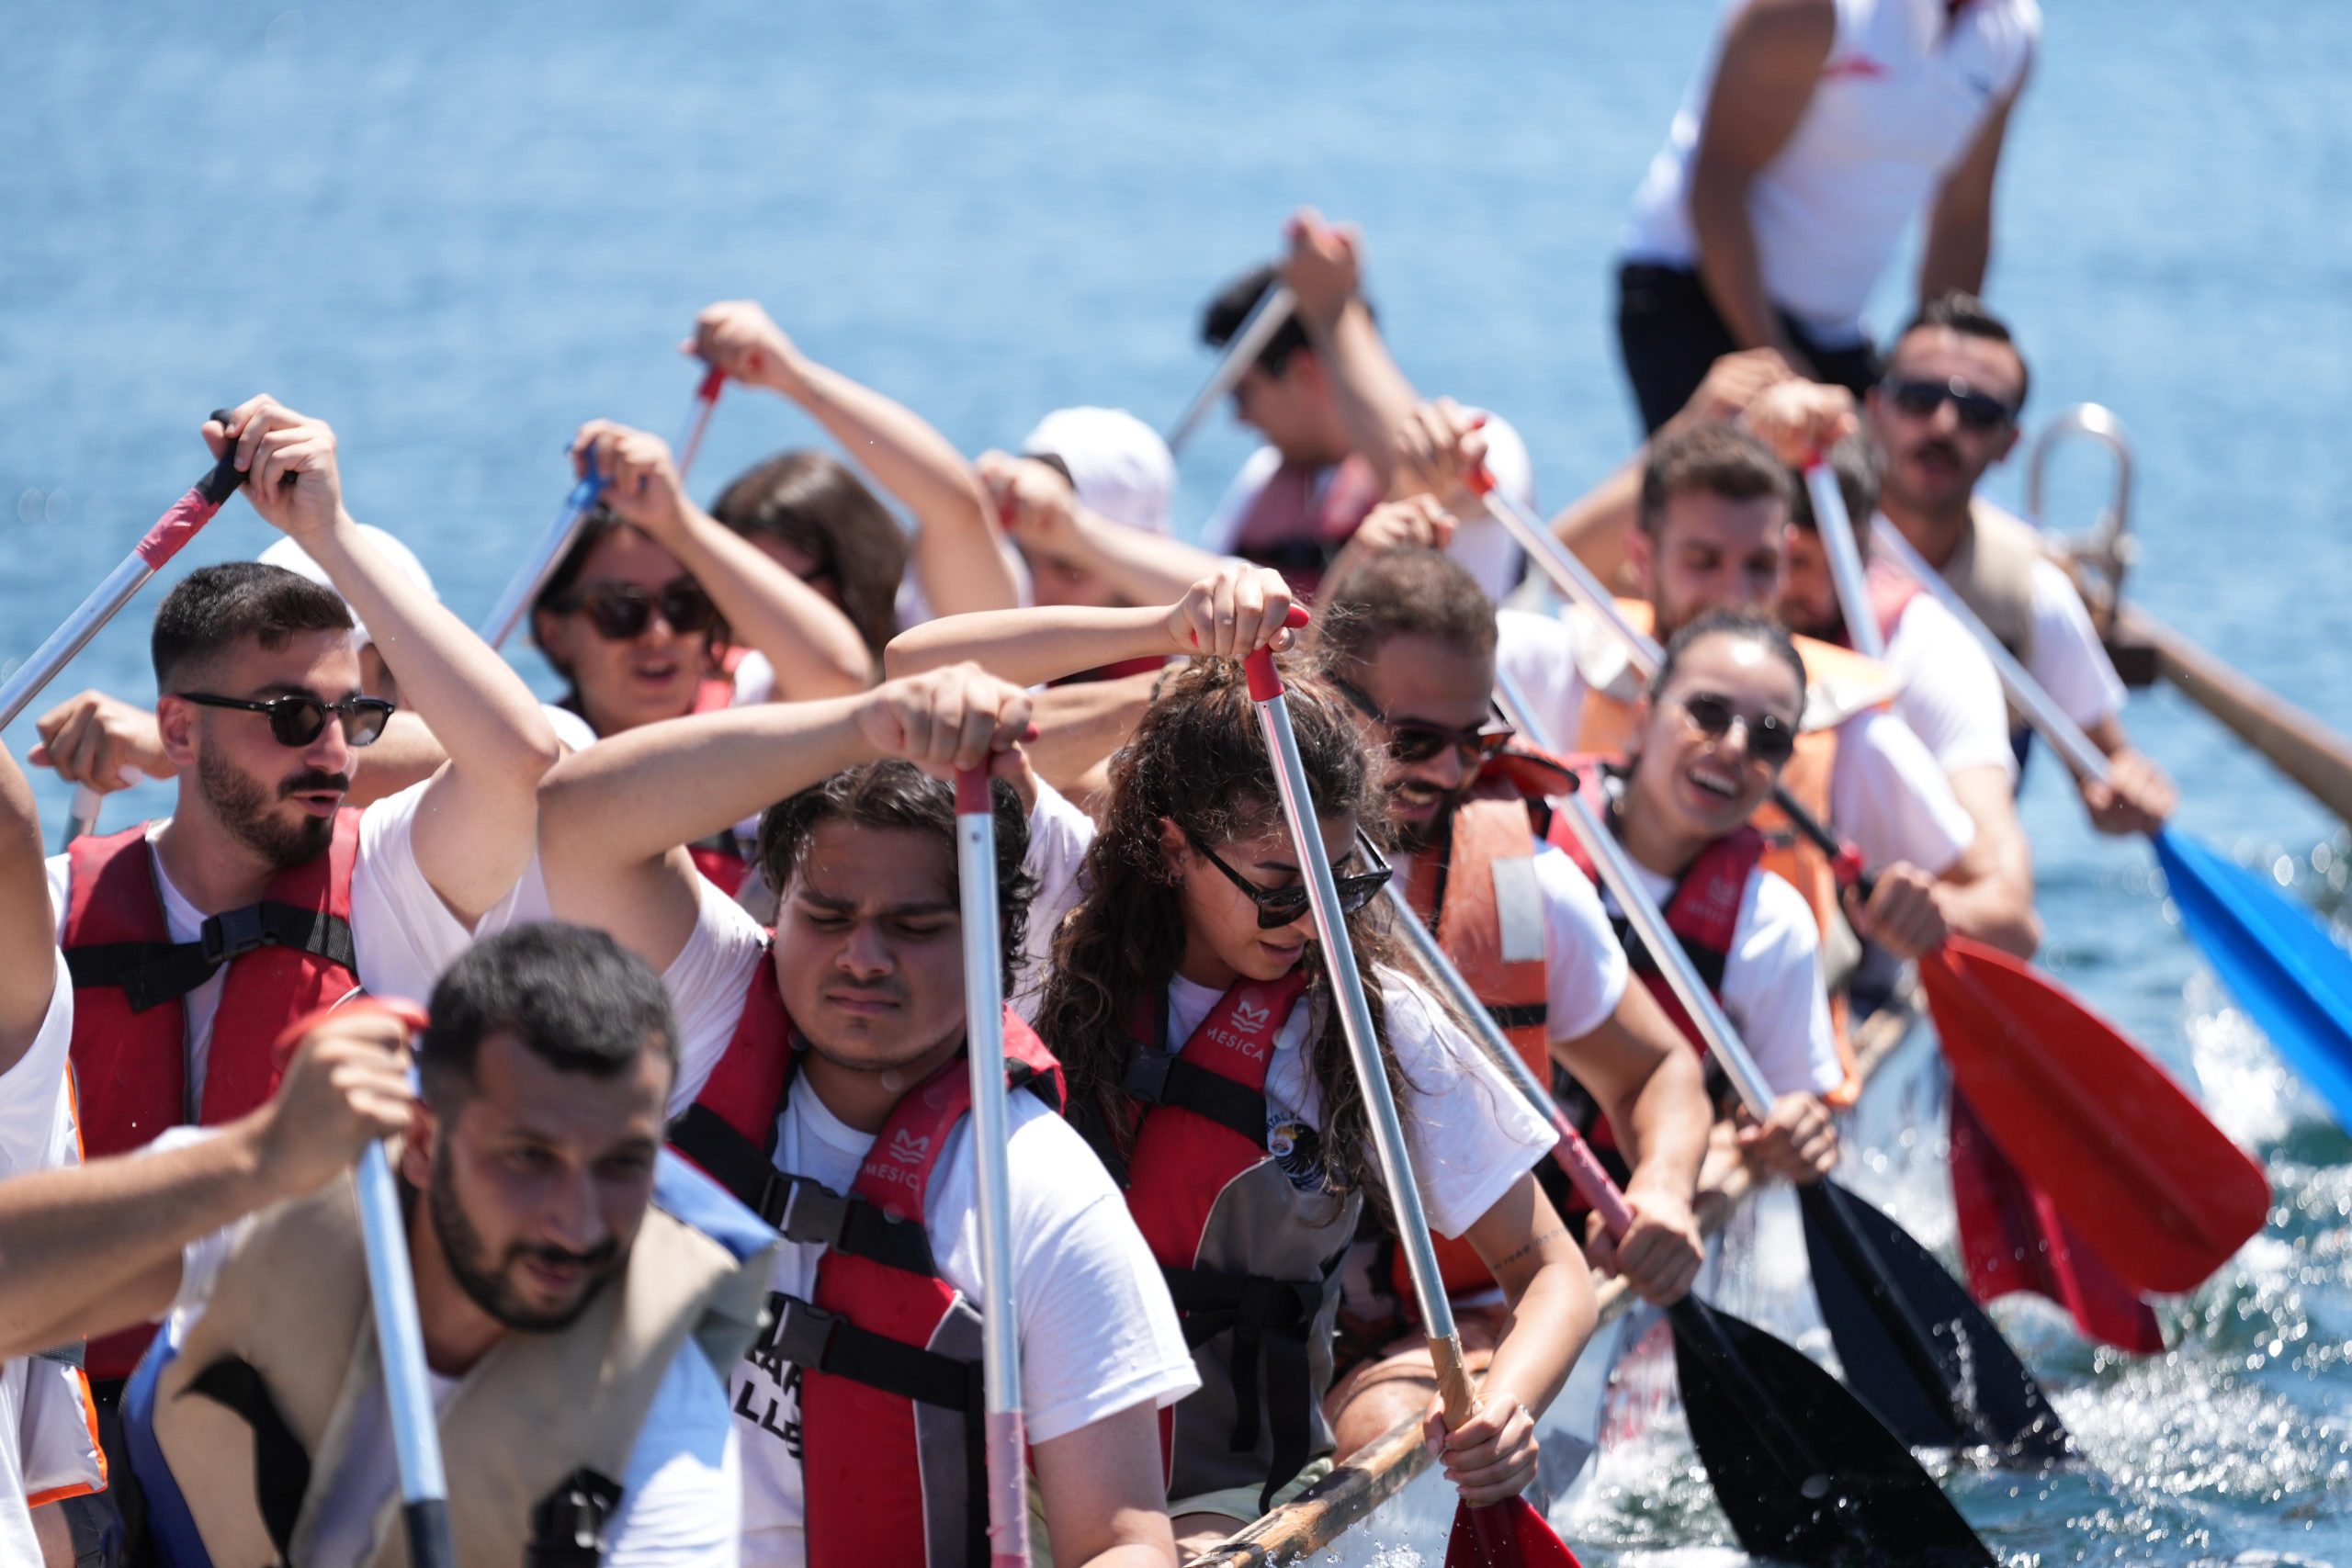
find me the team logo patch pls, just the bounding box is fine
[888,1129,931,1166]
[1267,1118,1327,1193]
[1232,998,1272,1033]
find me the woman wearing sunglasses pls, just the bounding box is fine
[889,569,1593,1556]
[1555,610,1848,1190]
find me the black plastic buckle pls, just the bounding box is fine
[769,1293,841,1371]
[1121,1051,1173,1106]
[200,905,270,966]
[773,1177,852,1248]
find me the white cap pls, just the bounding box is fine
[1021,406,1175,536]
[257,525,437,649]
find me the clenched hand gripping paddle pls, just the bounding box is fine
[1808,466,2164,1354]
[1483,473,2266,1296]
[955,765,1032,1568]
[1167,285,1296,455]
[0,412,247,731]
[1382,876,2003,1560]
[1243,615,1579,1568]
[480,366,726,649]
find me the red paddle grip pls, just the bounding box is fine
[270,996,429,1074]
[694,364,726,402]
[1465,463,1497,498]
[1243,606,1311,700]
[956,767,992,816]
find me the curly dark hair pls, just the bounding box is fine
[710,450,909,665]
[755,761,1034,992]
[1033,654,1419,1220]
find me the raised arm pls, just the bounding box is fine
[1918,58,2030,303]
[1282,209,1421,496]
[537,667,1035,968]
[0,1010,413,1360]
[573,420,875,695]
[0,747,53,1075]
[978,451,1231,606]
[1685,0,1837,368]
[887,563,1297,687]
[209,399,561,923]
[689,301,1021,618]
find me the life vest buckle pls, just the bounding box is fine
[768,1174,852,1249]
[199,904,273,967]
[1120,1050,1173,1106]
[764,1292,842,1372]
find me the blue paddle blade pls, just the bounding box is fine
[2156,827,2352,1132]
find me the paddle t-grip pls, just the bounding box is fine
[956,766,992,816]
[1242,605,1313,700]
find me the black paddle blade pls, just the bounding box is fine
[1670,1297,1994,1566]
[1800,1179,2075,1468]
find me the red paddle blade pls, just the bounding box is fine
[1949,1088,2165,1355]
[1446,1496,1581,1568]
[1922,936,2269,1293]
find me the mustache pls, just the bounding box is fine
[507,1238,619,1274]
[277,770,351,798]
[1911,436,1962,468]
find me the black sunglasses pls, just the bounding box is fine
[176,692,396,748]
[1184,827,1394,931]
[1329,678,1514,768]
[549,581,718,640]
[1883,375,2016,432]
[1677,691,1798,766]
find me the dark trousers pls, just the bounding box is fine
[87,1380,149,1568]
[1615,262,1883,436]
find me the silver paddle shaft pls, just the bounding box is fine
[1479,483,1662,677]
[356,1134,454,1563]
[479,476,604,649]
[1807,466,1884,661]
[0,555,155,729]
[1250,682,1454,1337]
[1869,519,2111,784]
[1551,786,1781,1123]
[1167,284,1296,454]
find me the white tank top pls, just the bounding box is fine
[1619,0,2039,344]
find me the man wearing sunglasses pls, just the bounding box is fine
[1311,545,1714,1456]
[38,397,560,1546]
[1498,424,2029,1055]
[1869,292,2177,835]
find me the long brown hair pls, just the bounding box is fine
[1034,655,1416,1220]
[710,450,910,662]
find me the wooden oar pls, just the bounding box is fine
[1807,464,2164,1352]
[1167,284,1295,454]
[480,367,725,649]
[1492,656,2069,1463]
[0,412,244,729]
[1243,623,1580,1568]
[1381,880,2024,1551]
[1482,474,2268,1294]
[954,765,1032,1568]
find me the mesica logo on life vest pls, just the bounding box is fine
[1232,998,1272,1032]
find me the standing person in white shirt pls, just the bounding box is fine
[1615,0,2039,433]
[1868,291,2177,834]
[0,921,769,1568]
[1194,212,1537,601]
[0,746,106,1567]
[31,396,562,1551]
[535,668,1197,1568]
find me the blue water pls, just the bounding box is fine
[5,3,2348,1560]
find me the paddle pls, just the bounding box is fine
[1380,878,2018,1549]
[1483,475,2268,1294]
[58,784,102,852]
[480,365,725,649]
[1242,620,1580,1568]
[1167,283,1296,454]
[954,764,1033,1568]
[1807,464,2163,1351]
[0,411,246,730]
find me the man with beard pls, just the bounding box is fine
[534,664,1196,1568]
[40,396,559,1537]
[1308,545,1713,1459]
[0,920,770,1565]
[1869,292,2176,834]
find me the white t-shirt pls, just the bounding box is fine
[2024,557,2128,734]
[1882,592,2018,780]
[1619,0,2041,341]
[1492,606,1975,876]
[650,876,1199,1562]
[1391,839,1629,1046]
[45,781,533,1108]
[1197,412,1537,602]
[153,1129,739,1568]
[0,958,83,1563]
[1602,861,1843,1100]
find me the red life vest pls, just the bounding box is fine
[1074,970,1354,1514]
[62,812,364,1380]
[1227,454,1384,603]
[686,672,752,895]
[668,956,1063,1568]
